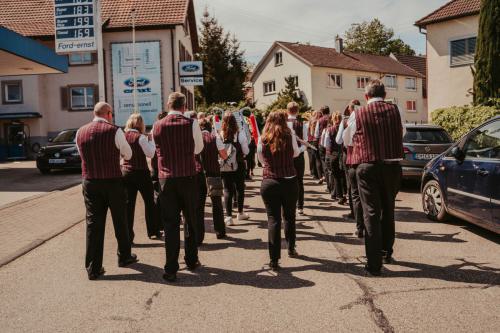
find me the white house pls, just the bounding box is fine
[251,39,427,123]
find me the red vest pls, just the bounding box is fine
[318,115,330,138]
[122,131,148,172]
[77,121,121,180]
[153,114,196,179]
[327,125,340,153]
[200,131,221,176]
[262,135,296,179]
[350,102,403,164]
[290,118,304,147]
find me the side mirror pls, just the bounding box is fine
[451,147,465,161]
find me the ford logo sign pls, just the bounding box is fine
[124,77,150,88]
[182,64,200,72]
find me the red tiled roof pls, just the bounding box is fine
[274,42,423,78]
[0,0,191,36]
[392,54,426,77]
[415,0,481,27]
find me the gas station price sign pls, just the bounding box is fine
[54,0,97,53]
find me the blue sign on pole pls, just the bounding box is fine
[54,0,97,53]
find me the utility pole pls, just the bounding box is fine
[131,8,138,113]
[95,0,105,102]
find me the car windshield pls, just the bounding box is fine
[403,128,452,144]
[52,130,77,143]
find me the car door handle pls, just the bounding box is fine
[477,168,489,176]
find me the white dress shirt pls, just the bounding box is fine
[287,115,308,154]
[257,134,300,178]
[343,98,405,161]
[150,110,204,155]
[220,130,250,156]
[76,116,132,160]
[125,129,155,158]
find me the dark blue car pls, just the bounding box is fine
[421,116,500,234]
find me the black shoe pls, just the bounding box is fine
[118,254,138,267]
[347,213,354,219]
[338,197,347,205]
[88,267,105,280]
[364,265,381,276]
[383,256,393,264]
[163,272,177,282]
[216,233,227,239]
[269,260,280,272]
[187,260,201,271]
[288,248,299,258]
[354,230,364,238]
[149,232,163,240]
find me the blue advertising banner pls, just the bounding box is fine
[111,41,163,126]
[54,0,96,53]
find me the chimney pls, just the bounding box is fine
[335,35,343,53]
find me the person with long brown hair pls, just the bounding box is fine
[220,111,250,226]
[324,111,347,204]
[258,110,300,271]
[307,110,323,180]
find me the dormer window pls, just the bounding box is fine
[275,52,283,66]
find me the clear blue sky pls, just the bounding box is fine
[194,0,449,65]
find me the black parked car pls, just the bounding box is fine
[401,124,453,180]
[36,129,81,174]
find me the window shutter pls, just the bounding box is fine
[61,87,69,110]
[93,85,99,105]
[91,53,98,64]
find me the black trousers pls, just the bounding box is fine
[356,163,401,271]
[318,146,326,179]
[294,153,305,209]
[260,177,299,261]
[306,146,318,178]
[221,168,245,216]
[123,170,159,241]
[246,141,257,176]
[330,154,345,199]
[82,179,132,276]
[347,166,364,232]
[159,176,199,274]
[196,172,208,245]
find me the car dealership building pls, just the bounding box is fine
[0,0,198,159]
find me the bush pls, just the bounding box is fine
[431,105,500,141]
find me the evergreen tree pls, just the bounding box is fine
[196,9,248,105]
[473,0,500,106]
[344,19,415,56]
[266,76,308,113]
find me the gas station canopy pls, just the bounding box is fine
[0,26,68,76]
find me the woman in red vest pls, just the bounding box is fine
[123,113,160,243]
[258,110,300,271]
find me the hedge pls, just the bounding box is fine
[431,105,500,141]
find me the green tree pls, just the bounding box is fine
[473,0,500,106]
[344,18,415,56]
[196,9,248,105]
[266,76,309,114]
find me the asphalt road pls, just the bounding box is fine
[0,161,81,208]
[0,170,498,332]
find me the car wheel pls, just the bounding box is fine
[38,168,50,175]
[422,180,448,221]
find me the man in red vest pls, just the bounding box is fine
[153,92,204,282]
[76,102,138,280]
[344,80,403,276]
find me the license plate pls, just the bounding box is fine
[49,158,66,164]
[414,153,438,160]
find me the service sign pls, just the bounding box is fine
[111,41,163,126]
[180,76,204,86]
[54,0,96,53]
[179,61,203,76]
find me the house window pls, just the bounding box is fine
[357,76,370,89]
[327,74,342,88]
[450,37,476,67]
[289,75,299,88]
[275,52,283,66]
[405,77,417,91]
[70,86,95,110]
[69,52,93,65]
[385,75,397,89]
[406,100,417,113]
[263,81,276,95]
[2,81,23,104]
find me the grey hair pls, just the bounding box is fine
[365,79,386,98]
[94,102,111,116]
